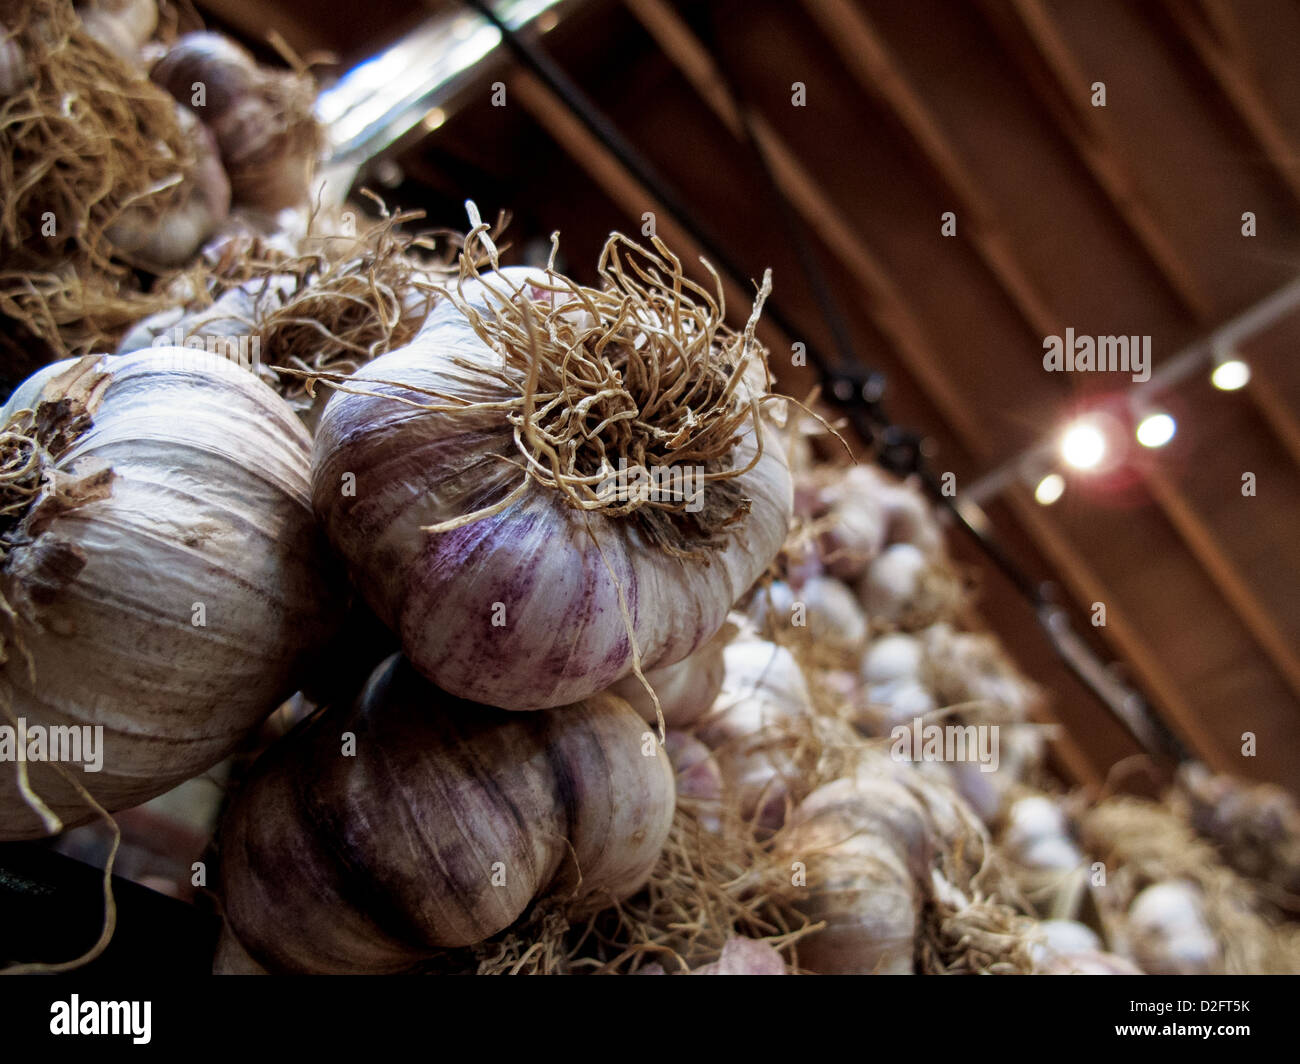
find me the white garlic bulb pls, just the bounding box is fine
[1027,918,1102,970]
[0,350,338,839]
[696,638,816,830]
[751,575,867,661]
[778,774,924,975]
[609,621,733,729]
[1127,881,1221,975]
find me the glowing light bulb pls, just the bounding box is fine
[1136,412,1176,448]
[1211,359,1250,391]
[1035,472,1066,505]
[1060,421,1106,470]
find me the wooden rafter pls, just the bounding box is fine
[799,0,1058,340]
[1159,0,1300,210]
[1145,467,1300,705]
[968,0,1300,744]
[977,0,1212,319]
[1245,365,1300,473]
[1006,487,1231,771]
[615,0,1222,771]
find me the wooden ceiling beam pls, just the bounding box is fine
[1144,467,1300,704]
[977,0,1212,319]
[1246,366,1300,473]
[799,0,1058,341]
[1004,486,1230,771]
[972,0,1300,728]
[613,0,1222,772]
[622,0,987,447]
[1159,0,1300,210]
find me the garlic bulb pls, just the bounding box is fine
[150,33,259,118]
[857,633,936,734]
[696,638,815,829]
[947,760,1002,824]
[0,32,27,96]
[103,103,231,269]
[858,542,962,631]
[778,775,923,974]
[861,632,925,686]
[691,936,786,975]
[609,620,734,729]
[0,349,338,839]
[117,272,297,355]
[815,492,887,581]
[1127,881,1221,975]
[632,935,787,975]
[1004,795,1070,849]
[920,622,1042,723]
[1027,918,1102,970]
[750,575,867,662]
[664,729,723,833]
[219,654,676,973]
[77,0,157,66]
[311,230,792,710]
[1001,795,1085,872]
[151,32,320,212]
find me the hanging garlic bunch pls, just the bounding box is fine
[0,349,339,839]
[310,220,792,710]
[218,654,675,973]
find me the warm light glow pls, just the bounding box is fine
[1211,359,1251,391]
[1136,412,1176,448]
[1035,473,1066,505]
[537,9,560,31]
[1060,421,1107,470]
[421,107,447,132]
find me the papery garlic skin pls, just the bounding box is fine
[219,655,676,973]
[1027,918,1102,970]
[0,349,337,839]
[696,638,816,830]
[311,265,793,711]
[103,104,231,268]
[1042,949,1144,975]
[778,776,922,975]
[751,575,867,662]
[610,621,733,729]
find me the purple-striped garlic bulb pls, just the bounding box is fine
[218,655,675,973]
[311,223,792,710]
